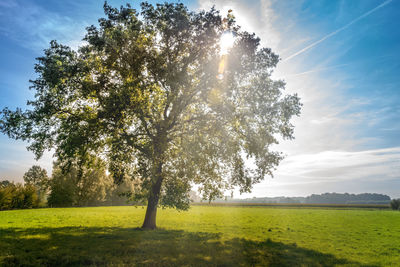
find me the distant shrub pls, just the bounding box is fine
[21,185,39,209]
[0,182,39,210]
[47,170,76,207]
[47,161,112,207]
[390,199,400,210]
[48,158,135,207]
[23,165,50,207]
[0,183,14,210]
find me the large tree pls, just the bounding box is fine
[0,2,301,229]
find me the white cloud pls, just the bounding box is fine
[262,147,400,198]
[236,147,400,198]
[278,147,400,178]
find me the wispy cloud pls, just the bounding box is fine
[281,53,396,78]
[283,0,393,62]
[0,0,17,8]
[0,0,88,51]
[281,63,352,78]
[240,147,400,198]
[278,147,400,179]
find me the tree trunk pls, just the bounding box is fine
[141,189,159,229]
[142,154,164,229]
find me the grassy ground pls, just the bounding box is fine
[0,206,399,266]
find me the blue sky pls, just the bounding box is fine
[1,0,399,198]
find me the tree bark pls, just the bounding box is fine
[142,150,164,229]
[141,200,157,229]
[141,178,162,229]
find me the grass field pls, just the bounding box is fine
[1,205,399,266]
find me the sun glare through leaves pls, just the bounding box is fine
[217,31,235,79]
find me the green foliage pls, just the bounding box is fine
[23,165,49,188]
[0,182,39,210]
[47,169,77,207]
[48,159,112,207]
[0,206,399,265]
[23,165,49,206]
[159,176,191,210]
[0,180,11,187]
[13,184,38,209]
[106,178,138,206]
[0,182,14,210]
[47,158,136,207]
[390,198,400,210]
[0,2,301,225]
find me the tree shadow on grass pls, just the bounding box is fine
[0,227,375,266]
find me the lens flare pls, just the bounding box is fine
[218,32,235,79]
[219,32,235,55]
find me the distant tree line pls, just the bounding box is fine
[2,167,397,210]
[210,192,392,205]
[0,160,137,210]
[0,181,40,210]
[304,193,390,205]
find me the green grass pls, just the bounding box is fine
[1,206,399,266]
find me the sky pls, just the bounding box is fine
[0,0,399,198]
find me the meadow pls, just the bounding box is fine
[0,205,399,266]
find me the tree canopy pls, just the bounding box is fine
[23,165,49,189]
[0,2,301,228]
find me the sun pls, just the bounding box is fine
[219,31,235,55]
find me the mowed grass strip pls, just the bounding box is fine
[0,206,399,266]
